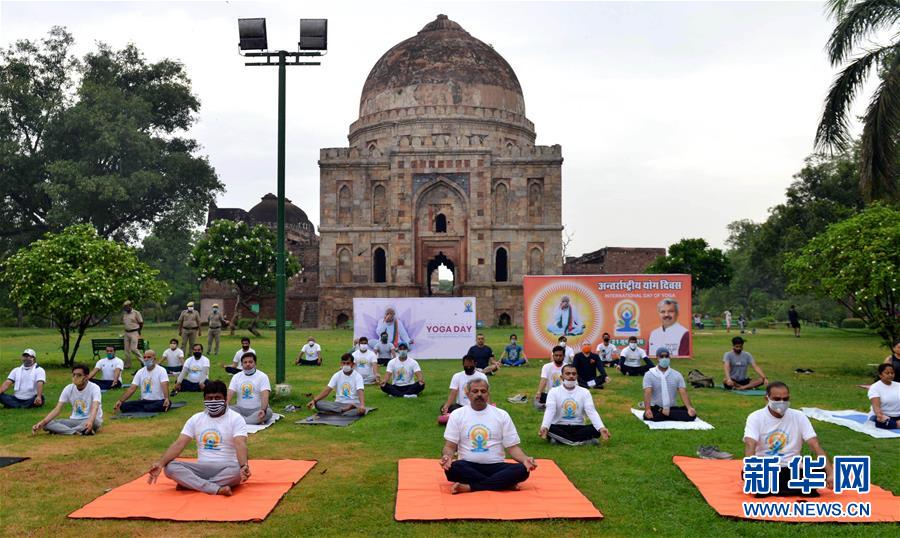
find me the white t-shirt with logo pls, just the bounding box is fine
[328,370,365,404]
[301,342,321,361]
[180,409,248,464]
[449,370,489,406]
[868,380,900,416]
[540,362,565,393]
[229,370,271,410]
[541,385,602,429]
[94,357,124,382]
[163,347,184,367]
[131,366,168,400]
[7,365,47,399]
[743,407,817,466]
[232,347,256,366]
[59,382,103,421]
[386,357,421,387]
[181,356,210,384]
[352,349,378,379]
[620,346,648,367]
[443,405,521,464]
[595,343,618,362]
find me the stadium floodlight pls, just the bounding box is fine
[299,19,328,50]
[238,18,268,51]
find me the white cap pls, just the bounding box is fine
[22,348,36,358]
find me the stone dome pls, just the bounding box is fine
[358,14,526,119]
[248,193,311,226]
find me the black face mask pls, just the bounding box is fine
[193,351,202,358]
[464,366,476,375]
[603,338,610,343]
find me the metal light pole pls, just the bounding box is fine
[238,18,327,384]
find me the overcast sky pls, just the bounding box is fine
[0,1,869,255]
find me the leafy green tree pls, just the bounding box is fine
[191,220,301,336]
[0,27,222,256]
[647,238,732,290]
[1,224,169,365]
[785,205,900,344]
[815,0,899,202]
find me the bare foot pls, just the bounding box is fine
[216,486,233,496]
[450,482,471,494]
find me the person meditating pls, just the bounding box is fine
[88,345,124,390]
[573,342,608,389]
[227,352,273,425]
[500,334,527,366]
[440,378,537,494]
[148,380,249,496]
[618,336,653,376]
[723,336,768,390]
[173,343,210,393]
[882,339,900,375]
[743,381,833,497]
[539,364,610,445]
[297,336,323,366]
[226,338,255,375]
[641,348,697,421]
[352,337,380,384]
[869,363,900,429]
[467,333,499,375]
[114,350,170,413]
[0,349,46,408]
[373,332,396,367]
[380,343,425,398]
[535,346,566,409]
[441,355,488,415]
[32,364,102,435]
[307,353,367,415]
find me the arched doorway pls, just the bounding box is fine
[336,312,349,328]
[426,252,455,296]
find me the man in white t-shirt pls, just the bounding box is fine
[595,333,619,367]
[540,364,610,445]
[148,380,250,496]
[162,338,185,373]
[174,343,210,393]
[296,336,323,366]
[535,346,566,409]
[88,345,124,390]
[441,378,536,494]
[743,381,833,497]
[227,338,255,375]
[380,343,425,397]
[115,350,170,413]
[0,349,46,408]
[441,355,489,415]
[352,337,380,384]
[32,363,103,435]
[307,353,367,415]
[227,352,273,425]
[618,336,654,376]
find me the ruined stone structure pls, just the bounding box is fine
[317,14,563,328]
[563,247,666,275]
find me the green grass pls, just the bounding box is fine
[0,324,896,536]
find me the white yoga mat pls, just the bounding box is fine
[630,408,715,430]
[245,413,283,434]
[801,408,899,439]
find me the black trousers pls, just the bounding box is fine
[120,399,166,413]
[647,405,696,422]
[753,466,821,498]
[225,366,241,374]
[163,365,183,374]
[549,424,600,442]
[381,383,424,397]
[440,403,463,414]
[179,380,204,392]
[445,460,530,491]
[577,379,604,389]
[621,364,651,376]
[89,379,121,390]
[0,394,39,408]
[297,358,320,366]
[377,358,391,366]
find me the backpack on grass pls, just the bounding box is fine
[688,369,714,388]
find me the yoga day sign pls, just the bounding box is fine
[353,297,477,359]
[523,274,693,358]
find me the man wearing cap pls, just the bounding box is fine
[206,303,229,357]
[122,300,144,369]
[641,348,697,421]
[0,349,46,408]
[178,302,202,355]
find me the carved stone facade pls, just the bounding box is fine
[317,15,563,328]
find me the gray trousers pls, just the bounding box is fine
[315,400,362,415]
[44,417,102,435]
[232,405,273,425]
[164,460,241,495]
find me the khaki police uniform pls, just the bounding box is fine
[178,309,202,354]
[206,311,227,355]
[122,308,143,368]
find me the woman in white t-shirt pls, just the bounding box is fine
[869,363,900,430]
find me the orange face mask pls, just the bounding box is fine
[581,346,591,354]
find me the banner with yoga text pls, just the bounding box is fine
[523,274,693,358]
[353,297,477,359]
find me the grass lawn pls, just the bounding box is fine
[0,324,896,536]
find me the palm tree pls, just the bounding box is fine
[815,0,899,202]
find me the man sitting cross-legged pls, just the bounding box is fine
[225,338,255,375]
[723,336,768,391]
[307,353,367,415]
[32,363,103,435]
[0,349,46,408]
[441,378,537,494]
[642,348,697,421]
[114,350,170,413]
[441,355,488,415]
[147,380,250,496]
[540,364,610,445]
[353,337,381,385]
[380,343,425,398]
[173,343,210,394]
[87,345,124,390]
[573,342,609,389]
[227,352,273,425]
[618,336,654,376]
[535,345,566,409]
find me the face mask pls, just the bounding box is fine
[768,398,790,415]
[658,358,671,368]
[107,353,115,359]
[342,365,353,374]
[308,341,314,346]
[581,346,591,354]
[212,308,218,313]
[193,352,202,358]
[399,350,408,359]
[562,379,577,389]
[187,307,193,312]
[510,339,517,344]
[242,344,250,350]
[204,400,226,417]
[381,336,388,342]
[21,358,34,368]
[464,366,476,375]
[359,344,368,351]
[629,343,637,350]
[143,359,155,369]
[244,367,256,376]
[603,338,610,343]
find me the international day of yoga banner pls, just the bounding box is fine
[352,297,477,359]
[523,275,693,358]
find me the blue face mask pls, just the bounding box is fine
[106,353,115,359]
[658,357,671,368]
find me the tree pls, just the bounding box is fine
[0,27,223,256]
[1,224,168,365]
[815,0,899,202]
[190,220,301,336]
[138,221,200,321]
[785,205,900,344]
[647,238,732,290]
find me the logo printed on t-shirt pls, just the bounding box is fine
[395,367,406,382]
[765,429,789,456]
[551,372,562,387]
[74,398,88,417]
[240,383,253,399]
[341,382,351,398]
[468,424,490,452]
[200,429,222,450]
[562,398,578,419]
[142,377,152,394]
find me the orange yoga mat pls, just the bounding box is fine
[69,459,316,522]
[674,456,900,523]
[395,458,603,521]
